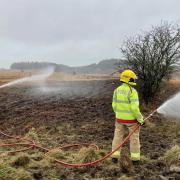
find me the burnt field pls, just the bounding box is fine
[0,79,180,180]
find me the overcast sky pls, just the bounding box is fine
[0,0,180,68]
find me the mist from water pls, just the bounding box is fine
[157,92,180,119]
[30,80,107,99]
[0,67,54,89]
[0,66,108,99]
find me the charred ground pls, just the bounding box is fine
[0,79,180,180]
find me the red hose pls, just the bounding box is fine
[0,111,156,167]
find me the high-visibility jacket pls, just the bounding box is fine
[112,83,144,123]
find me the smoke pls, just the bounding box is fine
[157,92,180,119]
[0,67,54,89]
[29,80,108,99]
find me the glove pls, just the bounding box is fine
[137,119,145,126]
[139,121,145,126]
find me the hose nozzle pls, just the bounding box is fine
[144,110,157,121]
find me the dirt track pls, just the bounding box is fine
[0,80,180,179]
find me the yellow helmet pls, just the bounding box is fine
[120,69,138,86]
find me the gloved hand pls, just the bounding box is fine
[139,121,145,126]
[137,119,145,126]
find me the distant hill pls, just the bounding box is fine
[10,59,124,74]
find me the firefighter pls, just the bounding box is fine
[111,69,144,164]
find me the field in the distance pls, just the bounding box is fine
[0,70,116,85]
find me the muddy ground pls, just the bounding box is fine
[0,80,180,180]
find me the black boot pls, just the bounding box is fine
[112,158,118,164]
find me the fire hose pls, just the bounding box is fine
[0,110,156,167]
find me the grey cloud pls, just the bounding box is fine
[0,0,115,44]
[0,0,180,68]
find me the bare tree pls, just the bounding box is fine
[121,22,180,104]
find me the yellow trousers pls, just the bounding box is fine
[112,122,140,161]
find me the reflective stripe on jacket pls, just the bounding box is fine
[112,83,144,123]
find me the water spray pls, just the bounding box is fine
[157,92,180,119]
[0,67,54,89]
